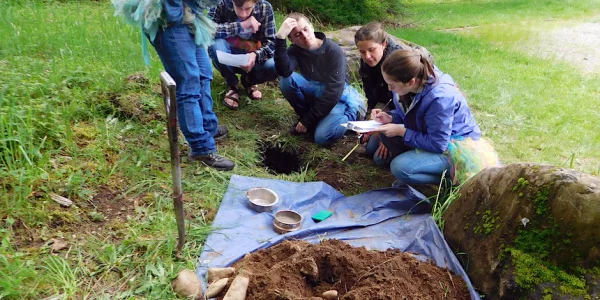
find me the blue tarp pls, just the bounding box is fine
[197,175,479,299]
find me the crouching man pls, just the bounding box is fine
[274,13,366,146]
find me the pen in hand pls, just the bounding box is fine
[380,98,393,112]
[373,99,393,121]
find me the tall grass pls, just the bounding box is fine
[0,3,335,298]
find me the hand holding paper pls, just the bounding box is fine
[216,50,250,68]
[240,52,257,73]
[373,123,406,137]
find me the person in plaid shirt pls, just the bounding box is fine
[208,0,278,110]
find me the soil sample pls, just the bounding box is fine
[222,239,470,300]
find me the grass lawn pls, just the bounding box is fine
[1,0,599,298]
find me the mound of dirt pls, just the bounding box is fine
[225,239,470,300]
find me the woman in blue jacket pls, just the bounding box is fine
[372,49,499,185]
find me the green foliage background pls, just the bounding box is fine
[271,0,405,24]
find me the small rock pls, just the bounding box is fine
[172,269,202,299]
[49,193,72,207]
[207,267,235,283]
[298,258,319,283]
[322,290,338,300]
[206,277,229,298]
[49,238,68,252]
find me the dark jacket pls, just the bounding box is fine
[274,32,348,129]
[359,37,403,111]
[390,70,481,153]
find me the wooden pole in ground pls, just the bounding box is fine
[160,72,185,254]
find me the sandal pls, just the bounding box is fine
[223,86,240,110]
[242,76,262,100]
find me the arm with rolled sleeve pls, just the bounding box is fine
[208,3,242,38]
[403,95,455,153]
[254,2,276,64]
[299,48,346,129]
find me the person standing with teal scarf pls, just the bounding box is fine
[113,0,235,170]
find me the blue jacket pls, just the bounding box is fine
[390,70,481,153]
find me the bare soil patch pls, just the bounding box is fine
[443,18,600,74]
[313,136,397,194]
[532,21,600,74]
[226,239,471,300]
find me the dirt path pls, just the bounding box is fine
[533,21,600,74]
[443,16,600,74]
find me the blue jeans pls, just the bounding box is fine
[151,25,217,156]
[379,135,451,185]
[279,72,362,146]
[366,133,394,166]
[208,38,278,86]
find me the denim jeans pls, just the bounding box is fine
[366,133,393,166]
[279,72,363,146]
[208,38,278,86]
[151,24,217,156]
[379,134,451,185]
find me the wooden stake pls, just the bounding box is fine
[160,72,185,255]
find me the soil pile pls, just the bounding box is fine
[226,239,470,300]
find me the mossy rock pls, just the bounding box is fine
[443,163,600,299]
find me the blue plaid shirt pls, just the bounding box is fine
[208,0,276,64]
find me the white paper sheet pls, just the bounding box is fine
[216,50,249,68]
[340,120,404,133]
[341,120,383,133]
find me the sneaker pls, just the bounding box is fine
[188,153,235,171]
[213,125,228,141]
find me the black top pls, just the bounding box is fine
[358,37,403,111]
[274,32,347,129]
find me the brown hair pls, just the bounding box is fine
[233,0,258,7]
[285,12,310,24]
[354,22,387,45]
[381,49,436,84]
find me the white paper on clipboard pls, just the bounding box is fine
[216,50,249,68]
[340,120,384,133]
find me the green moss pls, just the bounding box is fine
[509,249,587,295]
[473,209,501,235]
[48,210,79,225]
[514,224,559,260]
[88,211,105,222]
[512,177,530,192]
[507,181,593,297]
[533,186,551,215]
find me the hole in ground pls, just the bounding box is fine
[258,140,304,174]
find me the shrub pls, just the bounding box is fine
[271,0,405,25]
